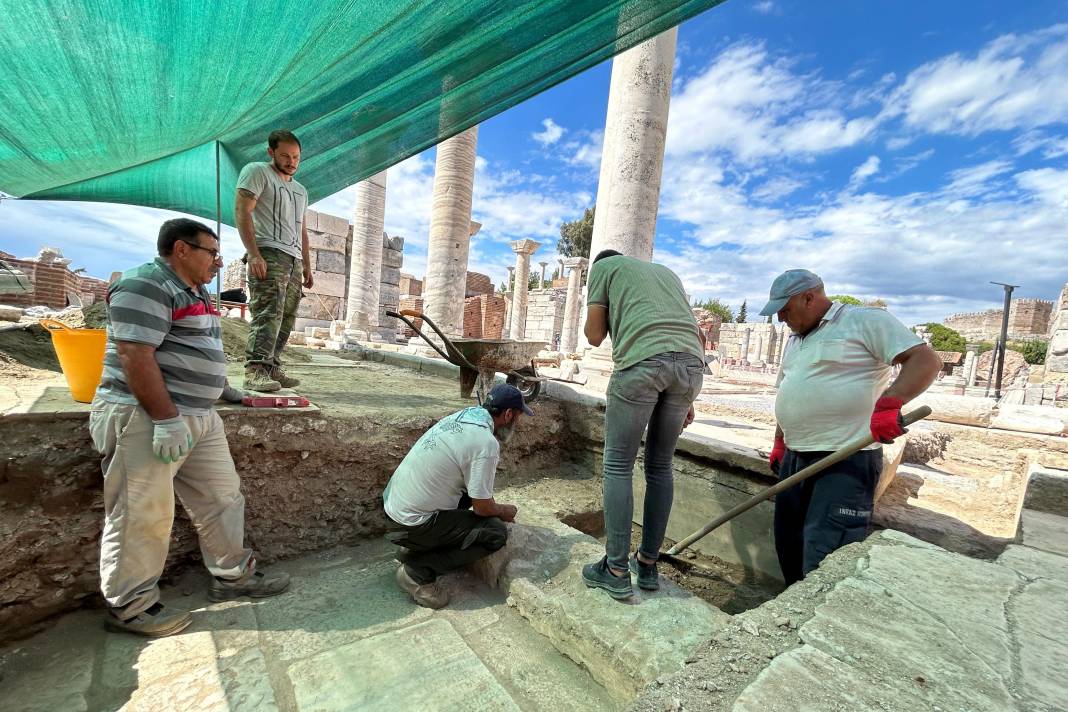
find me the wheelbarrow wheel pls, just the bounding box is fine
[506,373,541,402]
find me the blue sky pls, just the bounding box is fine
[3,0,1067,326]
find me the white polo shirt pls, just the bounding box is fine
[383,407,500,526]
[775,302,923,452]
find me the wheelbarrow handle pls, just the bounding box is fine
[385,309,480,372]
[383,310,452,362]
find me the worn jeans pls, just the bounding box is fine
[89,400,253,619]
[602,352,704,572]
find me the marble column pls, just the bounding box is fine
[345,170,388,341]
[508,239,540,340]
[557,259,565,284]
[538,261,548,290]
[579,28,677,387]
[421,126,479,338]
[963,350,978,387]
[560,257,589,353]
[754,334,764,363]
[740,329,752,364]
[503,266,516,338]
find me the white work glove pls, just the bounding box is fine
[152,416,193,463]
[221,383,246,404]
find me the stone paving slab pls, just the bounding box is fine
[1017,509,1068,557]
[997,543,1068,583]
[286,619,520,712]
[1011,577,1068,711]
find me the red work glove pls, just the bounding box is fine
[871,396,906,444]
[769,436,786,475]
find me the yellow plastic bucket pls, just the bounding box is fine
[40,319,107,403]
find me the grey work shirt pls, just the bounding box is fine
[236,161,308,259]
[774,302,923,452]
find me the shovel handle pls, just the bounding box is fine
[665,405,932,556]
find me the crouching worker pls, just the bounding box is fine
[383,384,532,609]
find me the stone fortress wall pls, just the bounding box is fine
[943,299,1053,342]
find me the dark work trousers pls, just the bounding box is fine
[773,448,881,586]
[387,494,508,585]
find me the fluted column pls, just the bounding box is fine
[740,329,752,364]
[560,257,589,353]
[421,126,479,338]
[508,239,540,340]
[345,170,388,341]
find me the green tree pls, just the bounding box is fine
[497,280,507,294]
[828,294,863,305]
[558,206,595,258]
[695,298,733,323]
[921,323,966,353]
[737,299,748,323]
[528,274,541,291]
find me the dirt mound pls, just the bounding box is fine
[0,325,61,375]
[220,317,310,363]
[81,301,107,329]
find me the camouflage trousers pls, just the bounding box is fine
[245,247,303,369]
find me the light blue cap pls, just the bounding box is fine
[758,269,823,316]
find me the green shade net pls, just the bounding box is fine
[0,0,724,225]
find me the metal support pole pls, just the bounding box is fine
[215,141,222,312]
[991,281,1018,400]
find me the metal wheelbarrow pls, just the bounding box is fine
[386,309,547,404]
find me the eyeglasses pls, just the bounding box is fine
[178,239,222,261]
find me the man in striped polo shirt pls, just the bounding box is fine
[580,250,706,600]
[90,218,290,637]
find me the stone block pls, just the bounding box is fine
[1022,463,1068,515]
[380,266,401,285]
[992,404,1068,435]
[913,393,995,427]
[313,249,347,274]
[308,230,347,253]
[297,293,340,321]
[0,305,24,321]
[382,249,403,269]
[310,270,347,298]
[294,318,331,335]
[304,209,319,232]
[304,326,330,339]
[386,235,404,251]
[875,435,908,503]
[287,619,519,711]
[317,212,350,237]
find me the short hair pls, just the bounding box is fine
[158,218,217,256]
[268,129,301,150]
[593,249,622,264]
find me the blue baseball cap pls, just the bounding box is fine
[485,383,534,415]
[758,269,824,316]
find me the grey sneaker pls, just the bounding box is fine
[629,553,660,591]
[396,565,449,609]
[105,602,192,637]
[269,366,300,388]
[244,366,281,392]
[209,569,291,601]
[582,556,634,600]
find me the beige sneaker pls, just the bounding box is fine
[396,565,449,609]
[244,365,281,392]
[269,366,300,389]
[105,602,192,637]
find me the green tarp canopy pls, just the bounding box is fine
[0,1,723,225]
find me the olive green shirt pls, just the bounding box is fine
[586,255,703,370]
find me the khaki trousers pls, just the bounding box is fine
[89,400,253,618]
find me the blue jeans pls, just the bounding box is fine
[602,352,704,572]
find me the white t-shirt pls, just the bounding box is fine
[775,302,923,452]
[383,407,500,526]
[236,162,308,260]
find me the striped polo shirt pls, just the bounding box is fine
[95,258,227,415]
[586,255,703,370]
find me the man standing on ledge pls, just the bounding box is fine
[761,269,940,585]
[236,129,312,392]
[91,218,290,637]
[580,250,705,600]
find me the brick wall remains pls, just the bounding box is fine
[463,296,484,338]
[400,273,422,297]
[0,248,110,309]
[398,296,424,338]
[466,271,493,297]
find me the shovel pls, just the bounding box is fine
[658,405,932,571]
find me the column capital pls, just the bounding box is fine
[564,256,589,271]
[510,239,541,256]
[538,260,549,268]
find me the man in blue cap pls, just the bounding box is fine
[761,269,940,585]
[383,384,533,608]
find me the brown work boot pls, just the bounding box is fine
[244,365,281,392]
[269,365,300,389]
[396,565,449,609]
[105,602,192,637]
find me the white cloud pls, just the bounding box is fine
[1016,167,1068,206]
[532,118,566,147]
[562,129,604,170]
[885,24,1068,136]
[848,155,881,189]
[665,42,879,162]
[943,159,1014,196]
[753,1,776,14]
[1013,130,1068,159]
